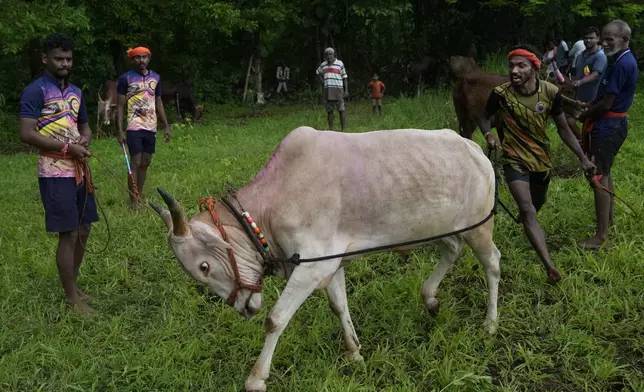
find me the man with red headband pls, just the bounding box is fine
[116,45,171,209]
[479,45,595,284]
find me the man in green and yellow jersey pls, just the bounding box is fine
[479,45,595,284]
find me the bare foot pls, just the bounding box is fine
[66,299,95,313]
[578,237,612,250]
[76,288,89,300]
[127,199,141,211]
[547,269,562,285]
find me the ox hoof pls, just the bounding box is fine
[483,319,498,335]
[424,297,440,315]
[345,351,364,362]
[245,378,267,392]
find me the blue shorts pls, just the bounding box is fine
[38,177,99,233]
[126,130,156,155]
[590,117,628,175]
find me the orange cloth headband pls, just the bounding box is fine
[126,46,151,58]
[508,49,541,69]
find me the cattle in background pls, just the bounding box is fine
[97,80,118,134]
[449,55,509,139]
[159,81,204,121]
[403,55,443,97]
[449,55,582,140]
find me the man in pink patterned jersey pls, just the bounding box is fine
[116,45,171,208]
[19,33,96,312]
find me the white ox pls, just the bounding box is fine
[97,80,117,131]
[152,126,501,392]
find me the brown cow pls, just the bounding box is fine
[449,56,509,140]
[159,81,204,121]
[97,80,118,132]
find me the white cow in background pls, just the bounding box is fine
[152,126,501,392]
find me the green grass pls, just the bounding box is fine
[1,85,643,392]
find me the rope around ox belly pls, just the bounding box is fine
[219,181,499,267]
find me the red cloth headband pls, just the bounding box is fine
[508,49,541,69]
[126,47,151,58]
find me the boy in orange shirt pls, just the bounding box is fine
[367,74,385,115]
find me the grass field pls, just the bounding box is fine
[1,78,643,391]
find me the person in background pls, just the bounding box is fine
[555,37,570,71]
[19,32,97,312]
[578,20,639,250]
[116,45,171,209]
[276,61,290,94]
[543,40,557,81]
[565,26,607,138]
[316,47,349,131]
[366,73,385,115]
[568,35,586,76]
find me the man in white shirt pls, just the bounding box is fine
[568,37,586,75]
[316,47,349,131]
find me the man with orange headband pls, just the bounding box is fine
[116,45,171,209]
[578,20,638,249]
[479,45,595,284]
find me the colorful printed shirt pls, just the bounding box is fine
[316,59,347,101]
[485,80,563,173]
[117,70,162,132]
[19,73,88,178]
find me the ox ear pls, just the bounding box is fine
[191,223,232,250]
[150,202,173,230]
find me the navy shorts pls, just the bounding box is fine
[126,130,156,155]
[503,162,551,189]
[38,177,99,233]
[590,117,628,175]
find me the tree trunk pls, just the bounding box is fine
[242,52,254,103]
[28,39,43,79]
[255,52,265,105]
[110,40,126,77]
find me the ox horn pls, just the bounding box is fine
[149,201,173,230]
[156,188,190,236]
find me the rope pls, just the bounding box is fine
[282,209,495,265]
[220,171,499,266]
[90,154,157,214]
[486,148,522,224]
[76,158,111,255]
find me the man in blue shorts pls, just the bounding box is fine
[116,45,171,208]
[19,33,97,312]
[578,20,639,249]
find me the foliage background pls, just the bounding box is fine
[0,0,643,152]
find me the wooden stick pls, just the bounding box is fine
[561,93,586,108]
